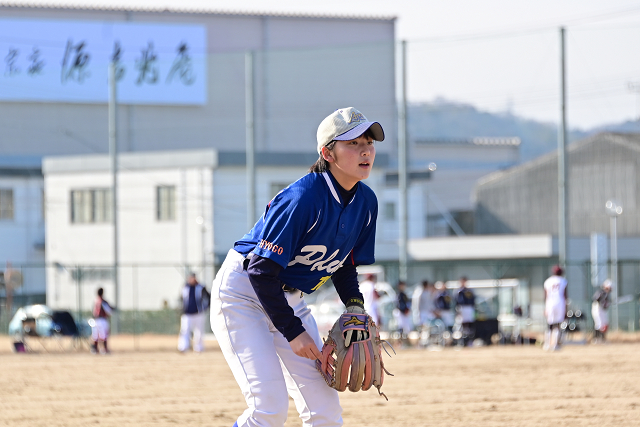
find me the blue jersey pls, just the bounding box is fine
[235,171,378,294]
[435,290,452,310]
[456,288,476,306]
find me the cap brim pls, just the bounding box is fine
[334,122,385,142]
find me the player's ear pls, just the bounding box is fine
[321,145,335,163]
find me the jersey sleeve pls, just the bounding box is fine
[251,188,317,269]
[331,264,364,309]
[246,255,305,341]
[345,200,378,266]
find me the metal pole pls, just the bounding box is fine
[199,170,205,278]
[76,266,81,321]
[108,61,119,334]
[210,168,216,279]
[398,40,408,282]
[245,51,256,229]
[558,27,569,271]
[610,215,619,331]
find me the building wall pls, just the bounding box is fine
[475,133,640,236]
[0,6,397,158]
[0,172,45,297]
[43,149,386,311]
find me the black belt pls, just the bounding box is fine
[242,252,254,271]
[282,284,298,293]
[242,253,299,294]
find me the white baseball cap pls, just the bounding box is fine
[316,107,385,154]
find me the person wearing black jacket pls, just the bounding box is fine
[178,273,210,353]
[394,280,412,346]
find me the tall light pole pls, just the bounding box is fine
[398,40,408,282]
[109,61,119,333]
[558,27,568,270]
[245,51,256,229]
[606,200,622,331]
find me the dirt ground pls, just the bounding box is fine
[1,334,639,427]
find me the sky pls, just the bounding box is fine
[9,0,640,130]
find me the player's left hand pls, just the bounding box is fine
[344,305,369,346]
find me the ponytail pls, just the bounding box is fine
[308,141,336,173]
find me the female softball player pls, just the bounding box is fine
[210,107,384,427]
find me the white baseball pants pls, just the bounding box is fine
[91,318,110,341]
[545,303,566,325]
[210,249,342,427]
[393,309,413,334]
[592,302,609,332]
[178,312,206,352]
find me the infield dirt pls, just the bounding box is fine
[1,334,639,426]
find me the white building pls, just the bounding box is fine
[43,149,389,311]
[0,158,45,304]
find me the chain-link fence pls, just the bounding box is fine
[2,259,638,352]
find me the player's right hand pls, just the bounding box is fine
[289,331,322,360]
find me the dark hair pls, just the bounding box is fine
[308,128,376,173]
[552,265,564,276]
[309,141,336,173]
[97,287,104,297]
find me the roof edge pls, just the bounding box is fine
[0,2,397,21]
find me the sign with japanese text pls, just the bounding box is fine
[0,19,207,105]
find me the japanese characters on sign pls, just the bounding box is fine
[0,19,207,105]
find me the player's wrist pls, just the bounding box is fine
[284,324,306,342]
[345,297,364,311]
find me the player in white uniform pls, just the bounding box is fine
[359,273,380,325]
[543,265,568,351]
[210,107,384,427]
[412,280,436,328]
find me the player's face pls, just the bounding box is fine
[324,134,375,190]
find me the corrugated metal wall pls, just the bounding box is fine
[475,133,640,237]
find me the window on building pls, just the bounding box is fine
[0,189,14,220]
[157,185,176,221]
[383,202,395,220]
[70,189,112,224]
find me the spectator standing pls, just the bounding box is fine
[394,280,412,345]
[91,287,113,355]
[591,279,612,343]
[413,280,437,329]
[434,281,454,330]
[359,273,380,326]
[178,273,210,353]
[455,277,476,346]
[543,265,568,351]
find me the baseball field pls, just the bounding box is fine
[1,334,639,427]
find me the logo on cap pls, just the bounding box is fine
[348,112,365,124]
